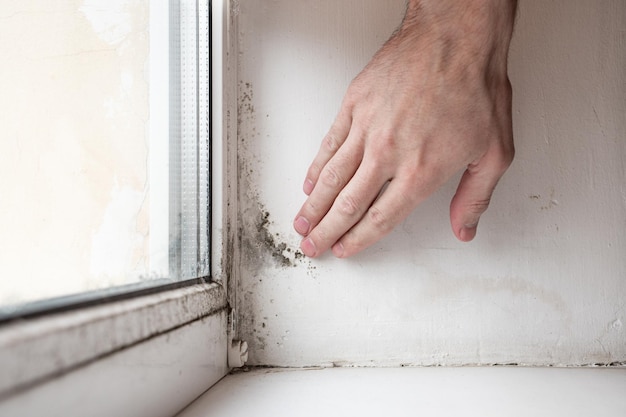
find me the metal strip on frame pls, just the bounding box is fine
[198,0,211,277]
[180,0,199,279]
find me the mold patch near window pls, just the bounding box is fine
[257,209,304,268]
[236,80,307,270]
[238,171,304,269]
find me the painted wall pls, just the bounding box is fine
[235,0,626,366]
[0,0,154,305]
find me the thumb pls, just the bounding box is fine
[450,147,513,242]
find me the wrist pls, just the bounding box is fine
[400,0,517,79]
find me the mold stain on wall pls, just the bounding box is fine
[237,160,306,270]
[235,78,318,352]
[236,80,306,271]
[230,0,626,368]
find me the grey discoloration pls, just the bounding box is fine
[239,196,305,269]
[236,78,316,363]
[237,80,305,269]
[256,210,293,267]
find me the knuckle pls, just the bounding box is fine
[466,198,491,215]
[497,151,514,174]
[320,165,343,188]
[376,131,396,150]
[344,81,364,103]
[307,162,322,180]
[491,141,515,175]
[336,192,359,217]
[367,206,393,234]
[394,180,422,207]
[503,78,513,101]
[504,143,515,165]
[303,199,319,216]
[323,134,339,153]
[402,189,420,208]
[313,225,330,245]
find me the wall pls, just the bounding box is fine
[235,0,626,366]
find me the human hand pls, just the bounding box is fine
[294,0,517,258]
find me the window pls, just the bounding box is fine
[0,0,213,319]
[0,1,231,414]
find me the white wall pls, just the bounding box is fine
[235,0,626,366]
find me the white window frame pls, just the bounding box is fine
[0,1,238,415]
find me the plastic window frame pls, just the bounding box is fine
[0,1,234,415]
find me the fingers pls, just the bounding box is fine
[330,177,429,258]
[449,143,514,241]
[303,106,353,195]
[327,139,513,257]
[294,136,365,236]
[299,162,391,257]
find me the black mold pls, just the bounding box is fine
[253,209,305,268]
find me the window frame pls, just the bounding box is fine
[0,0,236,414]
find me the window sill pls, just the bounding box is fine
[178,366,626,417]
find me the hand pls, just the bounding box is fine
[294,0,517,258]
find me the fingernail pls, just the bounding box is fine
[303,179,314,195]
[294,216,310,235]
[332,242,345,258]
[460,225,477,242]
[301,237,317,257]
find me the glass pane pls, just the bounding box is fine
[0,0,210,317]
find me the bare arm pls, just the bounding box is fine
[294,0,517,258]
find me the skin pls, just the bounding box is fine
[294,0,518,258]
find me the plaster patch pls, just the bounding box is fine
[104,71,135,119]
[90,181,147,285]
[80,0,134,45]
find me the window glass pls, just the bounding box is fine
[0,0,210,318]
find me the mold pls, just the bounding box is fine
[239,195,305,270]
[236,77,306,270]
[235,78,318,362]
[255,334,266,350]
[238,81,255,126]
[256,210,295,267]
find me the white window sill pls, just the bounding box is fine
[178,366,626,417]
